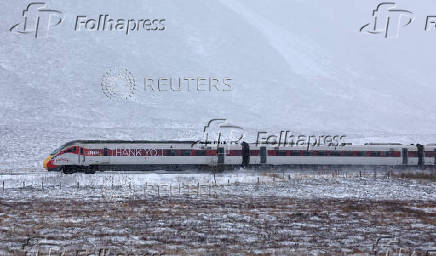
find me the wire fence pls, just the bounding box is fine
[0,169,401,194]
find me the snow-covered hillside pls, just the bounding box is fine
[1,0,436,169]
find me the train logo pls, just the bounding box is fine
[101,67,136,100]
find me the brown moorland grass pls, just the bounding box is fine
[0,196,434,255]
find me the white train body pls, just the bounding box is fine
[43,140,436,174]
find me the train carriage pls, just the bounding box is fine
[43,140,436,174]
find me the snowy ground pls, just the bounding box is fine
[2,0,436,254]
[0,169,435,255]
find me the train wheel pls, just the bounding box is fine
[84,166,96,174]
[62,166,75,174]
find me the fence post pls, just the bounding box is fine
[197,182,200,196]
[77,182,79,189]
[257,177,259,184]
[157,185,160,197]
[2,180,4,191]
[42,181,44,190]
[179,183,181,195]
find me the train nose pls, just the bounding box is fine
[43,155,52,170]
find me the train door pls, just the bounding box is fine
[100,147,111,165]
[402,148,408,165]
[434,148,436,166]
[260,146,267,164]
[241,142,250,168]
[417,144,424,168]
[78,147,86,165]
[217,147,225,165]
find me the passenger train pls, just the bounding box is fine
[42,140,436,174]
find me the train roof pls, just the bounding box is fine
[64,140,198,145]
[59,140,436,147]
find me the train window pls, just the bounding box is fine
[268,150,277,156]
[329,151,341,156]
[408,151,418,157]
[343,151,354,157]
[227,150,242,156]
[164,149,177,156]
[64,147,76,153]
[51,145,65,155]
[195,150,206,156]
[425,151,435,157]
[290,151,300,156]
[356,151,366,157]
[180,150,192,156]
[302,151,311,156]
[369,151,378,157]
[384,151,397,157]
[277,150,287,156]
[317,151,327,156]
